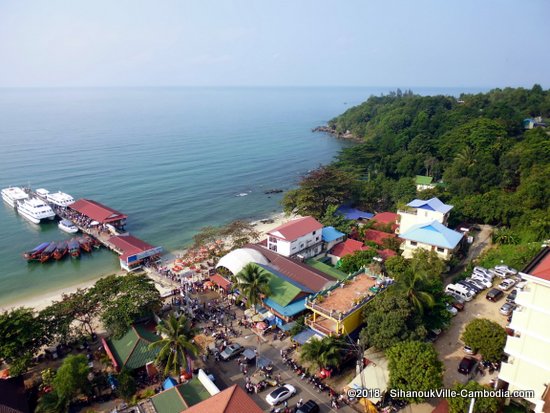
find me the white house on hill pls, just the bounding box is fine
[266,216,323,259]
[397,197,453,234]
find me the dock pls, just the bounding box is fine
[27,189,162,271]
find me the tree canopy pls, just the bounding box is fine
[338,249,377,273]
[447,381,501,413]
[386,340,443,403]
[462,318,507,362]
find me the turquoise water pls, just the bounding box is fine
[0,86,485,305]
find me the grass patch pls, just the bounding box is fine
[477,243,542,270]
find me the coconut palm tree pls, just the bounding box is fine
[149,314,199,378]
[396,270,435,315]
[455,146,476,169]
[300,336,344,371]
[234,263,271,310]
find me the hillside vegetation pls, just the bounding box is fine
[283,86,550,245]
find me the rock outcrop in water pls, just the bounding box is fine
[312,125,361,141]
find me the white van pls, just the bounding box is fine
[445,283,474,301]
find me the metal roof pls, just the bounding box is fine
[399,221,463,249]
[407,197,453,214]
[322,226,345,242]
[69,198,127,223]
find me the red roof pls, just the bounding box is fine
[377,249,397,260]
[210,274,232,291]
[184,385,263,413]
[246,244,335,291]
[330,238,368,258]
[372,212,398,225]
[108,235,156,261]
[522,247,550,281]
[69,199,127,224]
[268,216,323,241]
[364,229,397,246]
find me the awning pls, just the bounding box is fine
[279,321,297,332]
[210,274,232,291]
[293,328,320,345]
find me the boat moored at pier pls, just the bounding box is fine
[46,191,75,207]
[16,197,56,224]
[2,187,29,208]
[40,242,57,263]
[68,239,80,258]
[53,241,68,260]
[23,242,50,261]
[58,219,79,234]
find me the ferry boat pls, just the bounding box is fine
[58,219,79,234]
[46,191,75,207]
[23,242,50,261]
[40,242,57,263]
[16,197,56,224]
[68,239,80,258]
[1,187,29,208]
[53,241,68,260]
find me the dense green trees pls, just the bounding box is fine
[462,318,507,362]
[386,340,443,403]
[300,336,345,370]
[447,381,501,413]
[338,249,377,273]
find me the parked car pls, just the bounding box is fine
[491,268,509,279]
[451,299,465,311]
[500,302,516,316]
[466,277,489,290]
[266,384,296,406]
[458,357,477,375]
[507,289,518,303]
[473,266,493,278]
[219,343,244,361]
[458,280,482,294]
[471,275,493,288]
[296,400,320,413]
[446,304,458,316]
[495,265,518,275]
[516,280,527,291]
[486,288,504,302]
[472,271,493,282]
[463,345,476,355]
[498,279,516,291]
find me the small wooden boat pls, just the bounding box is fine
[68,238,80,258]
[40,242,57,263]
[92,238,101,249]
[78,237,92,253]
[23,242,50,261]
[53,241,68,260]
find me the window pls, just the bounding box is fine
[410,241,417,246]
[437,247,445,253]
[312,230,316,235]
[315,236,319,241]
[300,243,304,249]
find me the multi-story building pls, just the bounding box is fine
[266,216,323,259]
[498,247,550,413]
[397,197,453,234]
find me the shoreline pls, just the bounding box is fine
[0,211,295,313]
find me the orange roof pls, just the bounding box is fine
[522,247,550,281]
[69,199,127,223]
[108,234,156,261]
[363,229,396,246]
[377,249,397,260]
[268,216,323,241]
[330,238,367,257]
[184,385,263,413]
[372,212,398,225]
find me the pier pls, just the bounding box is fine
[28,189,162,271]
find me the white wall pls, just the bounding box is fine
[401,240,451,260]
[398,209,447,234]
[268,229,322,257]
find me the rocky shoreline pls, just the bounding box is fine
[312,125,362,141]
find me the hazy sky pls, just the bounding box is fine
[1,0,548,88]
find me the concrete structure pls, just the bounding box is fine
[266,216,323,259]
[499,247,550,413]
[397,197,453,234]
[399,221,463,260]
[415,175,436,191]
[305,270,389,337]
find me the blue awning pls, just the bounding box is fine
[163,377,178,390]
[322,226,345,242]
[278,321,297,332]
[292,328,318,345]
[264,297,306,317]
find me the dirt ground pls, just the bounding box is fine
[435,280,509,388]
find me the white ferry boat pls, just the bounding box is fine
[1,187,29,208]
[58,219,79,234]
[16,197,56,224]
[46,191,75,207]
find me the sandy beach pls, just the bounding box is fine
[0,212,297,313]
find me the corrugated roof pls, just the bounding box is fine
[108,234,156,260]
[329,238,368,258]
[268,216,323,241]
[69,199,127,223]
[522,246,550,281]
[336,206,374,220]
[106,324,161,370]
[264,297,307,317]
[407,197,453,214]
[399,221,463,249]
[415,175,434,185]
[322,226,345,242]
[150,378,211,413]
[258,265,305,307]
[371,212,399,225]
[184,385,263,413]
[363,229,396,246]
[245,244,336,292]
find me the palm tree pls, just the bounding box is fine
[300,337,343,370]
[396,270,435,315]
[455,146,476,169]
[149,314,199,378]
[234,263,271,310]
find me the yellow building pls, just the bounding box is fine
[304,271,388,337]
[498,247,550,413]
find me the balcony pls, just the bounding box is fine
[305,315,339,337]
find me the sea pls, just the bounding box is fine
[0,86,486,306]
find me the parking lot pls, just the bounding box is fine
[203,330,356,413]
[436,273,512,388]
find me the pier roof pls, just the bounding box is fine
[108,234,156,261]
[70,198,127,223]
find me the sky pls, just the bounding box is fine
[0,0,549,88]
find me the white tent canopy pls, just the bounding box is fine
[346,348,389,404]
[216,247,269,275]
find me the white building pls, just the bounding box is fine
[397,197,453,234]
[498,247,550,413]
[266,216,323,259]
[398,221,463,260]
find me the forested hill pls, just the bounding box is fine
[283,86,550,244]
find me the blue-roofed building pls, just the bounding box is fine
[397,197,453,234]
[399,220,463,260]
[336,205,374,221]
[322,226,345,251]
